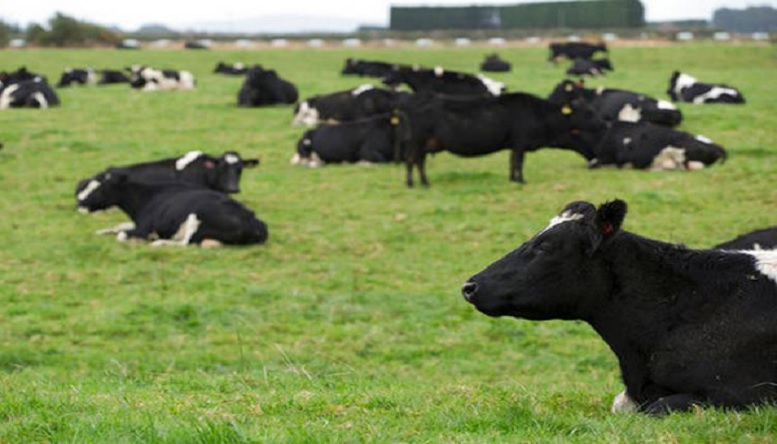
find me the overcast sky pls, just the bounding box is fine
[1,0,774,30]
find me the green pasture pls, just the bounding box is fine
[0,43,776,442]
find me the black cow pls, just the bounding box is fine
[549,42,607,63]
[400,92,604,187]
[76,151,259,203]
[214,62,248,75]
[548,80,683,127]
[382,66,504,97]
[586,121,726,171]
[238,66,298,107]
[77,172,268,247]
[292,85,404,126]
[715,227,777,250]
[341,58,405,78]
[291,112,407,166]
[57,68,97,87]
[480,54,511,72]
[668,71,745,104]
[184,41,209,50]
[463,199,777,415]
[99,70,130,85]
[566,58,614,77]
[0,78,60,109]
[128,65,195,91]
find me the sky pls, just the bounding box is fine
[1,0,774,31]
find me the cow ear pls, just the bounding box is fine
[244,159,260,168]
[595,199,627,240]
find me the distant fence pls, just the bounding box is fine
[390,0,645,31]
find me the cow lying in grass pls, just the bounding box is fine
[76,171,268,247]
[715,227,777,251]
[463,199,777,414]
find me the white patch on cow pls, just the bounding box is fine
[303,138,312,146]
[307,151,325,168]
[176,151,204,171]
[200,239,223,248]
[31,92,48,108]
[152,213,201,247]
[596,86,606,95]
[692,86,740,104]
[611,391,638,413]
[290,153,302,165]
[541,210,584,233]
[617,104,642,122]
[0,84,20,109]
[224,153,239,164]
[234,63,245,70]
[657,100,676,110]
[687,161,705,171]
[650,146,686,171]
[292,101,320,126]
[623,137,632,145]
[351,84,374,96]
[746,250,777,284]
[96,222,136,235]
[695,134,713,144]
[434,66,444,77]
[86,69,97,85]
[476,74,504,96]
[117,231,128,242]
[77,180,101,201]
[673,72,698,97]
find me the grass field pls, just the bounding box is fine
[0,42,776,442]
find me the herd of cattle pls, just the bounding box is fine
[4,41,776,416]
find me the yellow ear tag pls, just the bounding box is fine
[561,105,573,115]
[390,116,400,126]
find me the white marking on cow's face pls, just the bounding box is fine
[0,84,20,109]
[611,391,637,413]
[618,104,641,122]
[541,210,584,234]
[692,86,740,104]
[224,153,239,164]
[673,72,697,97]
[623,137,632,145]
[695,134,713,144]
[650,146,686,171]
[303,138,312,146]
[351,84,374,96]
[476,74,504,96]
[176,151,204,170]
[434,66,444,77]
[234,62,245,70]
[657,100,676,110]
[746,250,777,284]
[292,102,319,126]
[77,179,101,202]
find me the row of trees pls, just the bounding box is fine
[0,13,121,47]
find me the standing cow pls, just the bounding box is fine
[463,199,777,414]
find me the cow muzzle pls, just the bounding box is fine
[461,281,479,302]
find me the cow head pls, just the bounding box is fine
[75,169,128,213]
[547,79,586,104]
[127,65,150,89]
[462,199,627,320]
[292,100,320,126]
[181,151,259,194]
[549,100,606,160]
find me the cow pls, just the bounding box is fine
[214,62,248,75]
[0,66,44,85]
[566,58,614,77]
[668,71,745,104]
[238,66,298,107]
[76,171,268,247]
[341,58,404,78]
[480,54,511,73]
[548,79,683,127]
[75,151,260,203]
[585,121,726,171]
[400,92,604,187]
[0,78,60,109]
[462,199,777,415]
[57,68,97,87]
[292,85,404,126]
[382,66,504,97]
[128,65,196,91]
[548,42,607,63]
[291,111,407,167]
[98,70,130,85]
[715,227,777,251]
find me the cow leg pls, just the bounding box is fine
[151,213,201,247]
[510,150,526,183]
[416,152,429,187]
[95,221,136,235]
[643,393,703,415]
[405,159,415,188]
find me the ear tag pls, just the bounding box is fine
[561,105,573,115]
[564,84,573,92]
[390,116,400,126]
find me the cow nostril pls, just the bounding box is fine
[462,281,478,301]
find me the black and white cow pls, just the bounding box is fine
[99,70,130,85]
[128,65,196,91]
[667,71,745,104]
[341,58,404,78]
[238,66,298,107]
[0,78,60,109]
[291,112,407,166]
[586,121,726,171]
[480,54,511,73]
[548,80,683,127]
[57,68,97,87]
[214,62,248,75]
[463,199,777,415]
[382,66,504,97]
[566,58,614,77]
[76,151,259,201]
[0,66,44,85]
[400,92,604,187]
[292,85,404,126]
[548,42,607,63]
[715,227,777,251]
[77,171,268,247]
